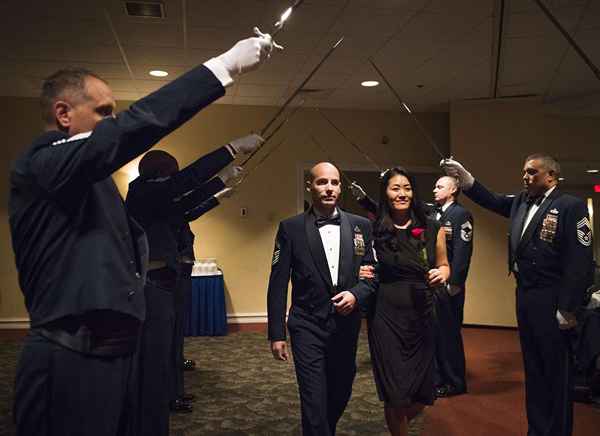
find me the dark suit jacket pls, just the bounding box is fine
[9,64,225,327]
[267,209,377,341]
[465,180,593,311]
[438,202,473,287]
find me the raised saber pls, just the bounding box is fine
[242,36,345,166]
[240,99,306,168]
[368,58,447,160]
[315,107,382,172]
[272,0,305,37]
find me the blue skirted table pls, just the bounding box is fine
[185,273,227,336]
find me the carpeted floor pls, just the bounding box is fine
[0,330,424,436]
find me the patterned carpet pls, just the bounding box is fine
[0,331,425,436]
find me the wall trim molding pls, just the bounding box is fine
[0,317,30,329]
[0,315,268,328]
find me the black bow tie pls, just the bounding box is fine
[316,215,341,227]
[526,194,544,206]
[434,205,443,215]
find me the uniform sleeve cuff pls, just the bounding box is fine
[203,58,234,88]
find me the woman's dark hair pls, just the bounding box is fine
[139,150,179,178]
[374,166,428,243]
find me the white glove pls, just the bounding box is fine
[229,133,264,155]
[214,187,235,200]
[440,158,474,190]
[217,165,243,186]
[350,181,367,201]
[216,27,281,77]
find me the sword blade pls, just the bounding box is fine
[368,58,447,160]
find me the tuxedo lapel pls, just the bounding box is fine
[510,199,529,255]
[440,202,455,222]
[518,189,560,252]
[304,211,333,288]
[338,211,353,290]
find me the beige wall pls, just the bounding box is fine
[0,96,447,322]
[3,95,598,327]
[451,97,600,327]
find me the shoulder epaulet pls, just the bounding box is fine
[51,131,92,146]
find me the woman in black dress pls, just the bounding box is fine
[368,167,450,435]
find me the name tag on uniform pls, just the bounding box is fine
[353,226,365,256]
[540,212,558,243]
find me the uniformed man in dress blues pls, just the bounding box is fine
[10,30,276,436]
[126,142,258,434]
[267,162,377,436]
[432,176,473,397]
[442,154,594,436]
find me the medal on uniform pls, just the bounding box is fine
[443,220,453,239]
[353,226,365,256]
[540,213,558,243]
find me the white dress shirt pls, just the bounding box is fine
[317,209,341,287]
[521,186,556,238]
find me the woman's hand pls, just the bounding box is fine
[427,268,448,287]
[359,265,376,280]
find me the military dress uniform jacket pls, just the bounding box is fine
[9,64,226,329]
[465,180,594,312]
[126,145,233,268]
[438,203,473,288]
[267,210,377,342]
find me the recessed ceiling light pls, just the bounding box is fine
[586,169,599,174]
[558,177,565,181]
[361,80,379,87]
[149,70,168,77]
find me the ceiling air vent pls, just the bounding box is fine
[124,1,165,19]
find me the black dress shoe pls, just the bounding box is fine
[435,384,465,398]
[170,399,193,413]
[183,359,196,371]
[181,393,196,402]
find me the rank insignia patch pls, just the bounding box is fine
[460,221,473,242]
[272,240,281,266]
[577,217,592,247]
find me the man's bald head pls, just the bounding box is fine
[306,162,341,214]
[309,162,340,182]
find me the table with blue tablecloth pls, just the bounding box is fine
[185,273,227,336]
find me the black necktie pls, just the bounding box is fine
[316,215,341,228]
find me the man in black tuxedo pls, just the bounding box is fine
[432,176,473,397]
[443,155,594,436]
[267,162,377,436]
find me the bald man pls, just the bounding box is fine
[267,162,377,436]
[431,176,473,397]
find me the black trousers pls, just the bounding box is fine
[137,276,175,436]
[516,286,573,436]
[170,263,192,401]
[14,333,137,436]
[433,289,467,391]
[287,307,361,436]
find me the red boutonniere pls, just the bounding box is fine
[411,227,425,240]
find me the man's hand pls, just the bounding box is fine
[331,291,357,315]
[359,265,375,280]
[440,158,474,190]
[556,310,577,330]
[217,28,283,76]
[350,181,367,201]
[229,133,264,155]
[271,340,289,361]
